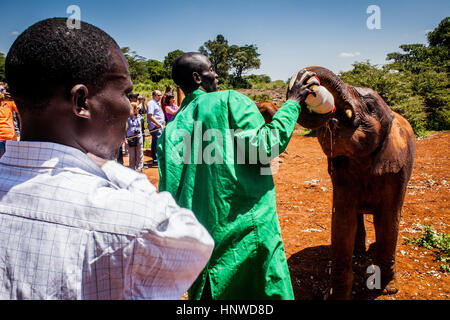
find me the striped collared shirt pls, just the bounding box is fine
[0,141,213,300]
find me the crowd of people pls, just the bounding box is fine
[0,18,329,300]
[2,78,179,173]
[117,85,179,171]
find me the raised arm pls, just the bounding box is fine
[228,73,317,163]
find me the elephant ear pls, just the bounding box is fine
[353,87,410,175]
[371,115,411,175]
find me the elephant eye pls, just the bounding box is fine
[365,102,374,113]
[362,96,375,113]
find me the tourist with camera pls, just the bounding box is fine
[126,102,144,172]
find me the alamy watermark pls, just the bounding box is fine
[366,264,381,290]
[366,5,381,30]
[168,122,281,175]
[66,5,81,29]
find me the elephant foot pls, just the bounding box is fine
[367,264,398,295]
[325,272,354,300]
[377,262,398,295]
[324,286,352,300]
[381,278,398,295]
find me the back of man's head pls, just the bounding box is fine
[172,52,207,91]
[6,18,120,113]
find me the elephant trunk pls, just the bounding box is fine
[296,67,355,129]
[296,104,334,129]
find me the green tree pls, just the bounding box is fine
[387,17,449,74]
[199,35,261,87]
[245,74,271,83]
[386,17,449,131]
[340,17,449,134]
[427,17,450,48]
[146,59,166,83]
[199,35,232,82]
[386,44,435,73]
[229,44,261,79]
[163,49,185,78]
[339,61,428,134]
[411,69,449,130]
[0,52,5,82]
[121,47,149,82]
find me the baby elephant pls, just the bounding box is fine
[288,67,416,299]
[257,101,279,124]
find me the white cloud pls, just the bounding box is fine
[425,29,433,34]
[339,52,361,58]
[11,31,19,35]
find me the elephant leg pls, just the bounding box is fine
[353,213,366,256]
[327,199,358,300]
[373,204,401,295]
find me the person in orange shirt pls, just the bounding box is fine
[0,90,20,157]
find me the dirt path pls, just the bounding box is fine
[139,131,449,300]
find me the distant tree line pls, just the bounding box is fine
[1,18,447,135]
[0,35,272,94]
[339,17,449,135]
[120,34,265,93]
[199,34,262,88]
[0,53,5,82]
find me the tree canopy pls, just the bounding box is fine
[119,47,184,94]
[386,17,449,74]
[199,35,231,81]
[199,34,261,87]
[340,16,449,135]
[164,49,185,78]
[0,52,5,82]
[1,17,447,134]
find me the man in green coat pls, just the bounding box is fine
[157,53,317,300]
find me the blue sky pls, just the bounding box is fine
[0,0,448,81]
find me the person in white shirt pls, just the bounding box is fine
[0,17,214,300]
[146,90,165,165]
[126,102,144,172]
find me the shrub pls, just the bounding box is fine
[404,224,450,272]
[247,93,271,102]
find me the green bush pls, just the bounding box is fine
[133,79,177,98]
[340,61,449,136]
[404,224,450,272]
[0,52,5,82]
[247,93,271,102]
[411,70,450,131]
[338,18,450,136]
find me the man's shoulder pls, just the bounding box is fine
[196,90,251,104]
[147,99,159,107]
[1,100,16,110]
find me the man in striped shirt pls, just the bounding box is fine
[0,18,213,300]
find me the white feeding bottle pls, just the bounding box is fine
[289,70,335,114]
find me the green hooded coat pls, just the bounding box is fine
[157,90,300,300]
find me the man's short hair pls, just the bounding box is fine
[128,93,139,100]
[172,52,206,89]
[5,18,120,113]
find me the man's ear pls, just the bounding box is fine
[192,72,202,85]
[71,84,90,119]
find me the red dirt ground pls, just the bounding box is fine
[135,130,449,300]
